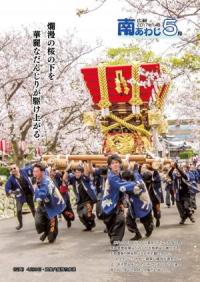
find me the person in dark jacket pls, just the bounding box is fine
[162,167,175,208]
[50,169,75,228]
[67,163,97,231]
[168,162,195,224]
[5,163,35,230]
[141,163,164,228]
[92,166,108,220]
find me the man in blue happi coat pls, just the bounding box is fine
[122,165,153,241]
[67,163,97,231]
[187,164,199,211]
[101,154,148,245]
[33,163,66,243]
[168,162,196,224]
[5,163,35,230]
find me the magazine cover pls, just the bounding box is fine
[0,1,200,281]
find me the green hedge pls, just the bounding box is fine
[179,150,194,159]
[0,166,10,177]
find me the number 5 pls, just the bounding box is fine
[163,18,178,36]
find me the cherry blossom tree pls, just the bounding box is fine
[0,27,102,165]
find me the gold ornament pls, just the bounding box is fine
[83,112,96,128]
[115,70,129,95]
[148,108,162,126]
[156,66,171,109]
[129,63,143,108]
[100,113,135,134]
[106,134,135,154]
[158,119,168,135]
[107,113,150,136]
[141,135,153,151]
[104,132,153,154]
[97,63,111,110]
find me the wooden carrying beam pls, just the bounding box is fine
[42,154,172,169]
[42,154,146,162]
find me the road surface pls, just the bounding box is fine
[0,196,200,282]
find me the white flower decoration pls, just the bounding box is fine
[119,186,126,192]
[102,199,113,208]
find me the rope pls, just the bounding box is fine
[97,63,111,109]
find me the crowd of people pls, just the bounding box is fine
[4,155,200,245]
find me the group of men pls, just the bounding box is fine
[4,154,200,245]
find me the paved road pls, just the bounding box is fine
[0,196,200,282]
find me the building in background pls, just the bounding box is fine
[161,119,200,159]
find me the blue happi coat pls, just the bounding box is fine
[101,171,152,217]
[68,173,97,204]
[5,165,34,203]
[187,170,199,182]
[34,176,66,219]
[186,170,200,194]
[128,170,152,219]
[197,169,200,183]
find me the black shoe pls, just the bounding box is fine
[83,227,92,231]
[16,225,23,230]
[189,215,195,223]
[145,230,153,238]
[167,204,170,208]
[67,220,71,228]
[48,233,56,243]
[104,228,108,233]
[179,219,185,225]
[40,232,47,241]
[90,221,96,229]
[48,238,56,244]
[130,233,142,241]
[87,221,96,231]
[156,219,160,227]
[83,220,96,231]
